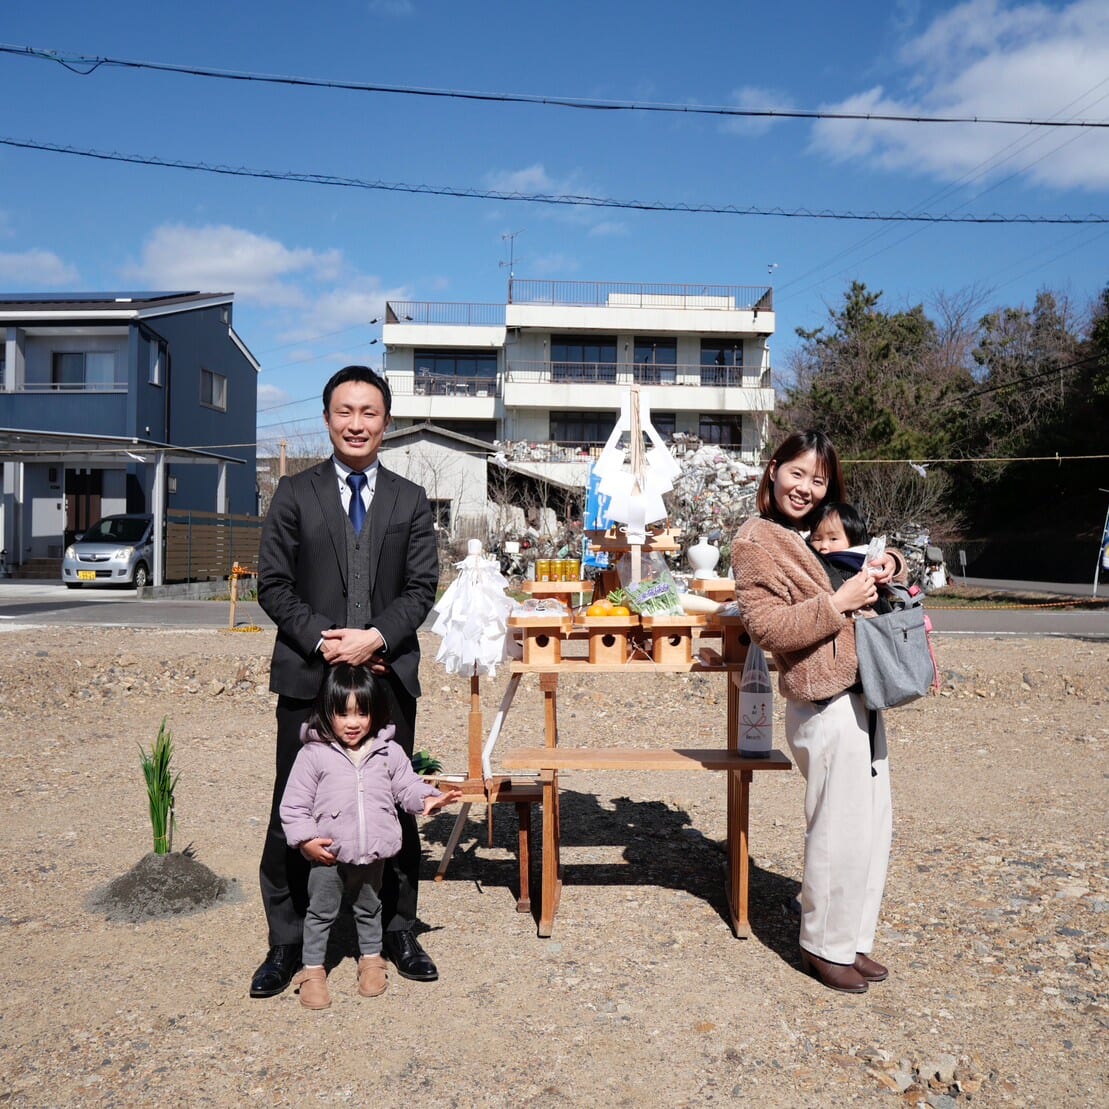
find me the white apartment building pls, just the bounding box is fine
[382,279,775,475]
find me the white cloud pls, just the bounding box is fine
[484,163,613,230]
[486,164,558,195]
[273,279,410,346]
[721,86,796,136]
[256,382,291,409]
[0,249,79,286]
[121,224,344,306]
[810,0,1109,191]
[588,221,629,238]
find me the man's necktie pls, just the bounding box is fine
[347,472,367,533]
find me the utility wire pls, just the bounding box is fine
[5,43,1109,130]
[2,136,1106,223]
[778,78,1109,298]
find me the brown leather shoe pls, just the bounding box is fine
[854,952,889,982]
[799,948,869,993]
[357,954,388,997]
[293,966,331,1009]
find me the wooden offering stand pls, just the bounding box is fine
[497,534,792,938]
[428,666,542,914]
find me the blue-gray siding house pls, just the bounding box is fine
[0,291,259,573]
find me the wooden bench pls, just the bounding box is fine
[501,745,791,937]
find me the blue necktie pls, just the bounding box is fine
[347,472,367,533]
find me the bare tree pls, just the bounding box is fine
[848,464,961,542]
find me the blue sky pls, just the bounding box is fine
[2,0,1107,454]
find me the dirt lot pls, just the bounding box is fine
[0,625,1105,1107]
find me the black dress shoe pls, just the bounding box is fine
[382,929,438,982]
[249,943,302,998]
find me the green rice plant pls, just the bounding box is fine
[139,718,179,855]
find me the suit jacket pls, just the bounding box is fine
[258,458,439,701]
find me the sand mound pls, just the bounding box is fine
[91,851,236,922]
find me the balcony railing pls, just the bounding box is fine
[387,373,499,398]
[508,279,773,313]
[385,301,506,326]
[506,361,771,389]
[10,380,129,393]
[494,439,756,464]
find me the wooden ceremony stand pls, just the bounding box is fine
[494,553,792,938]
[429,669,541,914]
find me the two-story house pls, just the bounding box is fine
[0,292,259,579]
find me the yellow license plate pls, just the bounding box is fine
[78,570,97,580]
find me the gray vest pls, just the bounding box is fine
[345,516,372,628]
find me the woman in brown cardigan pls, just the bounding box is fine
[732,430,901,994]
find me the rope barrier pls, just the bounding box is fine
[931,596,1109,611]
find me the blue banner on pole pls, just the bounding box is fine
[583,463,614,568]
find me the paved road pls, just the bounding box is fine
[0,581,273,630]
[0,579,1105,638]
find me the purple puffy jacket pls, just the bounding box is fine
[279,723,440,866]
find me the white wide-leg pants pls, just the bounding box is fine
[785,690,892,965]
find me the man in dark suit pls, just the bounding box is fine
[250,365,440,997]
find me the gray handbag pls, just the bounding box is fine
[853,586,938,711]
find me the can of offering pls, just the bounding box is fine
[536,559,551,582]
[564,559,581,582]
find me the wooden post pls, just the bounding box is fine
[468,669,483,782]
[628,386,644,585]
[228,562,239,629]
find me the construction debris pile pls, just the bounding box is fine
[664,436,762,551]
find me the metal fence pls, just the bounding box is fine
[506,361,770,388]
[508,279,774,312]
[385,301,506,326]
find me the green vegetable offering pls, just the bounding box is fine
[620,578,683,616]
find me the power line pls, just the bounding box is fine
[5,42,1109,130]
[778,78,1109,299]
[2,135,1106,224]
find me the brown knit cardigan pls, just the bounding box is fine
[731,515,859,704]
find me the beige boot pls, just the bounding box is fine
[293,966,331,1009]
[357,954,388,997]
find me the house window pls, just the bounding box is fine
[700,341,744,386]
[149,341,166,386]
[413,349,497,395]
[550,336,617,383]
[550,411,612,446]
[651,411,676,439]
[201,368,228,411]
[633,337,677,384]
[699,414,743,447]
[51,351,117,390]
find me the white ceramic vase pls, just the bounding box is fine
[688,536,720,580]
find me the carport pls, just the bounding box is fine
[0,428,246,585]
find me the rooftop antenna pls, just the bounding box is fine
[500,230,523,298]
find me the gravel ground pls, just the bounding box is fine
[0,626,1105,1107]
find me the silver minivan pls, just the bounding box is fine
[62,514,154,589]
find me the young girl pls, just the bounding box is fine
[731,431,902,994]
[280,664,461,1010]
